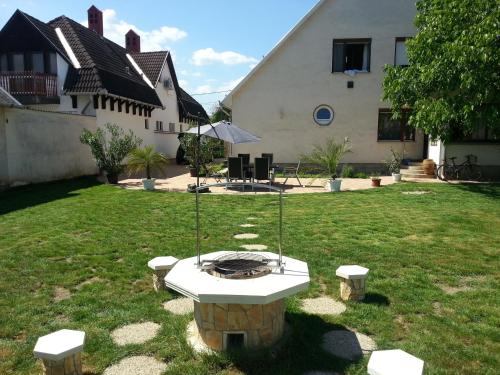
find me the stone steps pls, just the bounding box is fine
[401,162,435,179]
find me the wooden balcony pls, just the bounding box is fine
[0,71,58,99]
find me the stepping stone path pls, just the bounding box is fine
[246,217,258,220]
[53,286,71,302]
[301,297,346,315]
[163,297,194,315]
[239,223,256,228]
[402,191,431,195]
[111,322,160,346]
[103,356,167,375]
[240,244,268,251]
[234,233,259,239]
[321,330,377,361]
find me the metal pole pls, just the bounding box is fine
[279,189,283,266]
[196,114,201,266]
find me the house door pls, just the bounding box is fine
[422,134,429,159]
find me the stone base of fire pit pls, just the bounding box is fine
[193,299,285,351]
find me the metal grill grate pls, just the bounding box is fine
[207,252,272,279]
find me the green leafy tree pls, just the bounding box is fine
[80,123,142,183]
[383,0,500,141]
[126,146,169,180]
[302,137,351,179]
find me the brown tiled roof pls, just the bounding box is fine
[130,51,168,86]
[178,87,209,122]
[47,15,162,107]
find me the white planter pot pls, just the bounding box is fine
[328,179,342,192]
[142,178,156,191]
[392,173,402,182]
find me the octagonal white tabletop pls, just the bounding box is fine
[165,251,310,304]
[148,256,179,271]
[336,265,369,279]
[368,349,424,375]
[33,329,85,361]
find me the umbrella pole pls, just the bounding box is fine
[196,118,201,266]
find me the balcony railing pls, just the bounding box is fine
[0,71,58,97]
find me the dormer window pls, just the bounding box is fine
[332,39,371,73]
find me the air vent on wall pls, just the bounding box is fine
[163,78,173,90]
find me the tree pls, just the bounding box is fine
[383,0,500,142]
[80,123,142,183]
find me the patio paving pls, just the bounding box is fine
[118,164,441,194]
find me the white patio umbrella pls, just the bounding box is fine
[186,120,261,144]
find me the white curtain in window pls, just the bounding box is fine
[395,41,409,66]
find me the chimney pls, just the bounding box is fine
[126,29,141,53]
[88,5,103,36]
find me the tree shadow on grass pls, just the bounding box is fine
[221,312,357,375]
[455,182,500,199]
[362,292,390,306]
[0,177,101,216]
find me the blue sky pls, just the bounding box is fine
[0,0,319,113]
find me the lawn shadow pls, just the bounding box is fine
[454,182,500,199]
[222,312,355,375]
[0,177,101,215]
[362,292,390,306]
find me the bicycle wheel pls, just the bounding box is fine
[437,165,455,181]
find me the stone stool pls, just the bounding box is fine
[33,329,85,375]
[148,256,179,291]
[335,265,369,301]
[368,349,424,375]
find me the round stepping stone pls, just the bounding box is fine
[239,223,256,228]
[321,330,377,361]
[103,356,167,375]
[163,297,194,315]
[111,322,160,346]
[186,320,212,354]
[234,233,259,239]
[301,297,346,315]
[240,244,268,251]
[246,217,258,220]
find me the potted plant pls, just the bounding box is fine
[126,146,169,190]
[302,137,351,192]
[371,174,382,187]
[180,133,219,177]
[384,148,403,182]
[80,123,142,184]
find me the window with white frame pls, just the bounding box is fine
[395,38,409,67]
[155,120,163,131]
[332,39,371,73]
[313,105,334,126]
[168,122,175,133]
[145,119,149,129]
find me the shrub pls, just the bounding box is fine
[384,148,403,174]
[126,146,169,179]
[301,137,352,179]
[341,164,355,178]
[80,123,142,183]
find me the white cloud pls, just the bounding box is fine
[178,79,189,88]
[218,76,245,92]
[191,48,258,66]
[81,9,187,51]
[194,85,212,94]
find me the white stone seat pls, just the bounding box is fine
[33,329,85,361]
[335,265,369,279]
[147,256,179,271]
[368,349,424,375]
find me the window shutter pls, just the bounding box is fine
[333,42,344,72]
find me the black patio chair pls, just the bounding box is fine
[253,157,273,191]
[261,153,274,167]
[227,157,245,191]
[238,153,250,166]
[282,160,303,187]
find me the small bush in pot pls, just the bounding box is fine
[80,123,142,184]
[126,146,169,190]
[384,148,403,182]
[302,137,351,192]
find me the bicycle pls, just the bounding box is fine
[436,154,482,181]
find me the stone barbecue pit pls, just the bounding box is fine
[165,251,309,351]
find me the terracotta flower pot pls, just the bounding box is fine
[189,167,198,177]
[371,178,381,187]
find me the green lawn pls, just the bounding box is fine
[0,179,499,375]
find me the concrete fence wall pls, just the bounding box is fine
[0,107,98,187]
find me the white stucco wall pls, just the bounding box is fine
[2,107,97,186]
[445,143,500,166]
[427,139,445,165]
[0,107,8,186]
[227,0,422,164]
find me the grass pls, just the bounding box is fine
[0,178,499,374]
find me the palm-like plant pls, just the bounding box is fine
[126,146,169,179]
[302,137,351,179]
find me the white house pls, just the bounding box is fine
[0,6,208,186]
[222,0,499,177]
